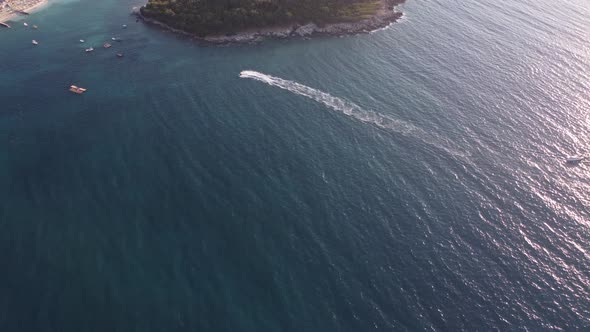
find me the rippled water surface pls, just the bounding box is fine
[0,0,588,330]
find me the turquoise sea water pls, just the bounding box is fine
[1,0,589,330]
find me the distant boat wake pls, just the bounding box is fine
[240,70,465,159]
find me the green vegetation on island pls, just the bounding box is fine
[141,0,387,37]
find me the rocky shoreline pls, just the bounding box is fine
[134,0,405,44]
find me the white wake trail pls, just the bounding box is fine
[240,70,417,134]
[240,70,465,159]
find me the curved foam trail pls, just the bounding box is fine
[240,70,466,159]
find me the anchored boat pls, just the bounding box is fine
[69,85,87,94]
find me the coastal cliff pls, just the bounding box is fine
[138,0,405,43]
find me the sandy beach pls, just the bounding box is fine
[0,0,48,23]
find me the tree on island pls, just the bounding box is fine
[141,0,386,36]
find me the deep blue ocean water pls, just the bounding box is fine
[0,0,589,330]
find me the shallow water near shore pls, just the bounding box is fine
[0,0,589,330]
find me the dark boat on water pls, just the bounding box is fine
[566,155,585,165]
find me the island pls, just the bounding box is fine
[138,0,406,43]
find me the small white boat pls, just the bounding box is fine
[69,85,87,94]
[122,24,127,28]
[32,25,38,29]
[79,39,85,43]
[111,37,117,41]
[85,47,94,52]
[23,22,28,27]
[32,39,38,45]
[566,156,585,164]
